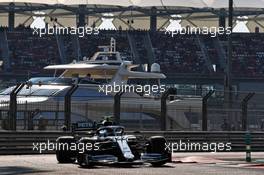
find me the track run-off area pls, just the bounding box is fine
[0,153,264,175]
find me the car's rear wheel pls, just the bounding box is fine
[56,136,76,163]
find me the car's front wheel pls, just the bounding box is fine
[77,138,95,168]
[78,154,95,168]
[147,136,171,167]
[56,136,76,163]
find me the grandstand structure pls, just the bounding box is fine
[0,1,264,31]
[0,0,264,89]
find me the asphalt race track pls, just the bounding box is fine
[0,153,263,175]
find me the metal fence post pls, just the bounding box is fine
[55,100,59,130]
[64,85,78,131]
[114,91,124,125]
[241,93,255,131]
[160,88,177,131]
[202,90,215,131]
[24,100,28,130]
[9,83,25,130]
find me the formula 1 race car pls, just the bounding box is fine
[55,123,171,168]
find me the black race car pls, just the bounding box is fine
[56,124,171,168]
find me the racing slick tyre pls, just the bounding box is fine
[56,136,76,163]
[77,154,95,168]
[147,136,171,167]
[77,138,95,168]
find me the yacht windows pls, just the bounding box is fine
[79,74,100,85]
[18,88,59,96]
[30,89,60,96]
[96,53,117,61]
[0,87,60,96]
[28,77,73,85]
[18,88,33,96]
[51,78,73,85]
[0,87,15,95]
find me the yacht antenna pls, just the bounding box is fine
[110,37,116,52]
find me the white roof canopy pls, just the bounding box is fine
[0,0,264,8]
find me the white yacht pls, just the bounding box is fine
[0,38,202,130]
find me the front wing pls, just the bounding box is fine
[83,153,170,166]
